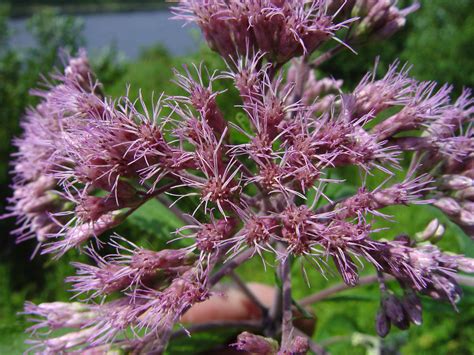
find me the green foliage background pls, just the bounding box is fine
[1,1,474,353]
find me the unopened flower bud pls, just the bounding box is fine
[375,309,391,337]
[455,187,474,201]
[394,234,412,246]
[462,201,474,213]
[352,0,419,41]
[382,294,405,325]
[23,193,59,214]
[401,292,422,325]
[415,219,445,243]
[434,197,461,216]
[457,256,474,273]
[288,336,310,355]
[376,16,406,40]
[31,213,52,232]
[463,169,474,180]
[439,175,473,191]
[234,331,278,355]
[460,209,474,227]
[393,314,410,330]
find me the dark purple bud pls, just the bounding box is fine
[382,294,405,324]
[402,292,423,326]
[375,309,391,338]
[392,314,410,330]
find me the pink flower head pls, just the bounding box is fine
[173,0,353,63]
[353,59,414,117]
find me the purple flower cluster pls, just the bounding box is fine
[173,0,356,63]
[7,1,474,353]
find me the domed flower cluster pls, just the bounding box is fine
[7,1,474,353]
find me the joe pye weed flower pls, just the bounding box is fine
[5,1,474,353]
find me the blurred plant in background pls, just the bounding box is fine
[401,0,474,90]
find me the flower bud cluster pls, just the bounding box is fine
[328,0,419,41]
[432,163,474,238]
[376,290,422,337]
[373,240,472,308]
[352,0,420,40]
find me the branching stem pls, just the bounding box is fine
[280,255,293,352]
[209,248,255,286]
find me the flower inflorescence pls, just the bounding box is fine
[6,1,474,353]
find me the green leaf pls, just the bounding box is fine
[128,199,185,241]
[293,299,315,320]
[230,112,252,145]
[0,323,29,354]
[165,328,239,355]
